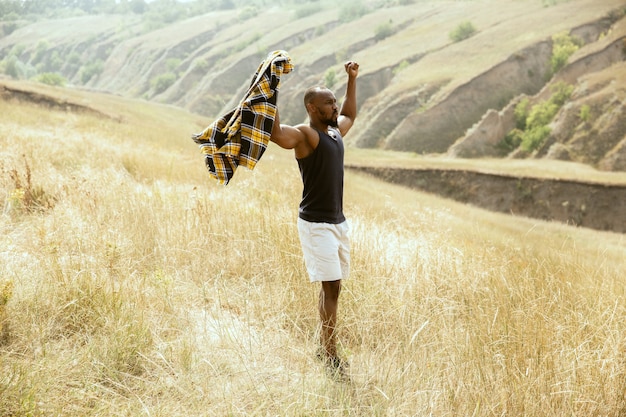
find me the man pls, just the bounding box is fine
[270,61,359,376]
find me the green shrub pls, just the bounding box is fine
[238,5,257,21]
[33,40,50,63]
[503,83,573,153]
[151,72,176,94]
[550,32,582,75]
[324,68,336,89]
[449,21,476,42]
[130,0,147,14]
[4,55,20,78]
[68,52,81,66]
[3,55,35,79]
[47,50,63,72]
[579,104,591,123]
[294,3,320,19]
[34,72,66,86]
[526,101,558,131]
[520,125,551,152]
[393,59,410,75]
[193,59,209,73]
[549,81,574,106]
[498,128,524,155]
[339,0,369,23]
[165,58,181,73]
[514,97,530,130]
[374,21,394,41]
[3,21,18,35]
[80,60,104,84]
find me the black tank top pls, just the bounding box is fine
[297,128,345,224]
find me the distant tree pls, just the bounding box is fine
[4,55,21,79]
[80,60,104,84]
[238,5,258,21]
[165,58,181,74]
[3,21,18,35]
[0,0,22,17]
[34,40,50,64]
[151,72,176,94]
[339,0,369,23]
[218,0,235,9]
[324,68,336,89]
[294,3,320,19]
[129,0,147,14]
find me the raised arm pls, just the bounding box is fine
[337,61,359,137]
[270,108,318,159]
[270,107,305,150]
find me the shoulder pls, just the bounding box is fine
[294,124,320,159]
[294,124,321,144]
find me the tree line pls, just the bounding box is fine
[0,0,318,20]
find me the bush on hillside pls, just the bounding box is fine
[165,58,181,74]
[498,128,524,155]
[579,104,591,123]
[151,72,176,94]
[520,125,551,152]
[35,72,66,86]
[550,32,582,75]
[238,5,258,21]
[324,68,336,89]
[294,3,321,19]
[393,59,410,75]
[502,82,574,153]
[339,0,369,23]
[47,50,63,72]
[374,21,394,41]
[2,21,18,35]
[2,55,35,79]
[33,40,50,63]
[449,21,476,42]
[514,97,531,130]
[80,60,104,84]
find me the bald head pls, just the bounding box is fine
[304,86,332,108]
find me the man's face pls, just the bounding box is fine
[311,89,338,127]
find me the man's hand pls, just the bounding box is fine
[344,61,359,78]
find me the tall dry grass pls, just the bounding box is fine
[1,86,626,416]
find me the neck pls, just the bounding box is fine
[309,121,329,132]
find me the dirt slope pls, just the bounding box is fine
[348,165,626,233]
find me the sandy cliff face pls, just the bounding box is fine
[448,15,626,170]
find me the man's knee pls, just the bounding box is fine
[321,280,342,299]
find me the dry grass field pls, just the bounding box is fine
[2,82,626,416]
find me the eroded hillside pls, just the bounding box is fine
[1,0,625,171]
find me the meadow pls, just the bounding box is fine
[1,82,626,416]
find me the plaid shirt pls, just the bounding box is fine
[192,50,293,185]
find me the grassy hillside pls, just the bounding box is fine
[2,80,626,415]
[2,0,626,170]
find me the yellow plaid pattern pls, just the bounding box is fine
[192,50,293,185]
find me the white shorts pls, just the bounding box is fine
[297,218,350,283]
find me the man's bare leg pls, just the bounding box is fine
[319,280,342,358]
